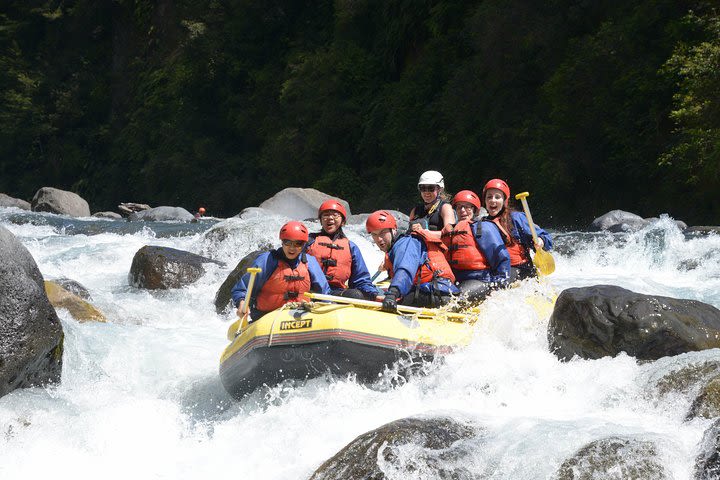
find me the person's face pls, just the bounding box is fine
[320,210,343,235]
[418,184,439,203]
[281,239,305,259]
[370,228,394,252]
[455,202,476,222]
[484,189,505,216]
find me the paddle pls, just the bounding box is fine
[236,267,262,335]
[305,292,469,321]
[514,192,555,276]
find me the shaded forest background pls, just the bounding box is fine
[1,0,719,227]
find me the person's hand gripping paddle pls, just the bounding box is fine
[514,192,555,276]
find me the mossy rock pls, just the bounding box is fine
[44,281,106,323]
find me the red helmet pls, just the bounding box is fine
[279,221,309,242]
[452,190,481,211]
[198,207,206,214]
[365,210,397,232]
[318,199,347,220]
[482,179,510,205]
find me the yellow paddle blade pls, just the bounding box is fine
[534,248,555,276]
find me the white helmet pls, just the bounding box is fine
[417,170,444,189]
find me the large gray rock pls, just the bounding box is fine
[310,415,480,480]
[214,250,264,313]
[92,211,122,219]
[590,210,649,232]
[128,206,195,222]
[695,419,720,480]
[31,187,90,217]
[0,226,63,398]
[0,193,30,210]
[258,188,350,220]
[548,285,720,361]
[129,245,222,289]
[555,437,667,480]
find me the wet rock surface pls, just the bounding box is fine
[555,436,667,480]
[214,250,264,313]
[44,281,106,323]
[258,188,350,221]
[128,206,195,222]
[548,285,720,361]
[0,226,63,399]
[590,210,649,233]
[0,193,31,210]
[129,245,222,289]
[695,419,720,480]
[310,415,480,480]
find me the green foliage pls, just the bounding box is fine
[0,0,718,224]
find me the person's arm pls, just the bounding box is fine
[388,236,422,298]
[440,202,456,229]
[511,211,553,251]
[476,222,511,285]
[408,206,417,221]
[347,242,380,297]
[306,256,332,294]
[231,252,273,314]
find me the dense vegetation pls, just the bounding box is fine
[1,0,718,226]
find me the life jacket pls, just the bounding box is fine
[440,220,490,271]
[306,233,352,289]
[412,199,449,231]
[255,253,311,312]
[384,231,455,285]
[487,217,531,266]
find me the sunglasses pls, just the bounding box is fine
[320,212,342,219]
[418,185,437,192]
[282,240,305,248]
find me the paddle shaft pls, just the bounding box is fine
[514,192,539,245]
[238,267,262,333]
[305,292,467,320]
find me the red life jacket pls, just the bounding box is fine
[306,234,352,289]
[488,217,530,266]
[440,220,490,271]
[255,256,311,312]
[384,232,455,284]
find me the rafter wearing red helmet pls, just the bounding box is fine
[305,199,379,300]
[482,179,554,281]
[366,210,458,312]
[440,190,511,302]
[231,221,330,321]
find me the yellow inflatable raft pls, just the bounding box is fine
[219,295,475,400]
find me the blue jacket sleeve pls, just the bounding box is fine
[511,211,553,251]
[230,252,276,307]
[388,235,423,297]
[474,222,511,283]
[306,255,332,294]
[347,241,380,296]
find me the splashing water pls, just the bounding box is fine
[0,209,718,479]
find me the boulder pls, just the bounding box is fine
[199,217,278,261]
[52,278,92,300]
[0,193,31,210]
[31,187,91,217]
[92,211,122,219]
[214,250,264,313]
[688,375,720,420]
[695,419,720,479]
[548,285,720,361]
[118,202,151,217]
[258,188,350,220]
[310,415,480,480]
[554,437,667,480]
[0,226,63,398]
[129,245,223,289]
[128,206,195,222]
[44,281,106,323]
[589,210,649,232]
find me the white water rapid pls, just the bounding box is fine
[1,209,719,479]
